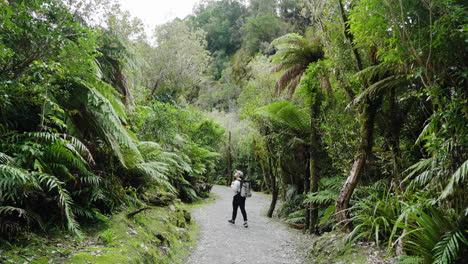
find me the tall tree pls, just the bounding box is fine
[149,20,211,101]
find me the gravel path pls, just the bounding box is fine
[185,185,306,264]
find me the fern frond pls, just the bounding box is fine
[36,173,82,238]
[350,74,407,106]
[0,164,30,189]
[64,134,95,164]
[439,159,468,199]
[402,158,433,185]
[433,230,468,264]
[0,152,14,165]
[304,189,337,206]
[256,101,310,136]
[0,206,27,218]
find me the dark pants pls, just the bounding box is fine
[232,194,247,222]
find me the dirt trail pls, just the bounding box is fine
[185,185,306,264]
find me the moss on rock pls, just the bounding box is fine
[0,203,198,264]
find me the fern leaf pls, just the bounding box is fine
[433,231,468,264]
[439,159,468,199]
[0,206,27,218]
[36,173,82,238]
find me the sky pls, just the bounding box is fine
[118,0,202,28]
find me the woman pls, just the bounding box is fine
[228,170,248,228]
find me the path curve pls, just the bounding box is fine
[185,185,306,264]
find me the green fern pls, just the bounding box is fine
[439,159,468,200]
[36,173,83,238]
[256,100,310,136]
[433,231,468,264]
[304,189,337,206]
[0,206,27,219]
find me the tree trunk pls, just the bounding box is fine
[303,152,311,233]
[389,87,403,191]
[335,68,354,102]
[307,85,326,234]
[320,76,334,103]
[335,102,377,230]
[337,0,363,71]
[226,131,233,185]
[308,152,319,234]
[259,160,268,192]
[110,58,133,106]
[267,156,278,218]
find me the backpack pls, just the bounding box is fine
[239,179,252,198]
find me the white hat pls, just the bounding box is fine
[235,170,244,178]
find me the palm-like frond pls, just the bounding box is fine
[350,74,408,107]
[270,33,324,96]
[275,64,304,94]
[134,161,176,193]
[256,101,310,136]
[433,230,468,264]
[61,77,142,168]
[36,172,82,238]
[0,164,33,200]
[0,206,27,218]
[393,206,466,263]
[270,33,324,68]
[439,159,467,200]
[304,189,337,206]
[0,152,14,165]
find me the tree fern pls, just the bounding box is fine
[269,33,324,95]
[256,100,310,136]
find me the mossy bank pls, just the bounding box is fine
[0,203,198,264]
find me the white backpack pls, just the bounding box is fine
[240,179,252,198]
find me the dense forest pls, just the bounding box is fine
[0,0,467,263]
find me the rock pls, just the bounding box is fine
[169,205,176,212]
[183,210,192,223]
[128,228,138,235]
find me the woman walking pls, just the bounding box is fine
[228,170,248,228]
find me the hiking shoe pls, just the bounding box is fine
[228,219,235,224]
[243,221,248,228]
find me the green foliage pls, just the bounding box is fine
[393,205,467,263]
[243,14,288,55]
[270,33,324,96]
[0,130,96,238]
[255,100,310,137]
[1,2,467,264]
[150,20,211,100]
[347,184,401,247]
